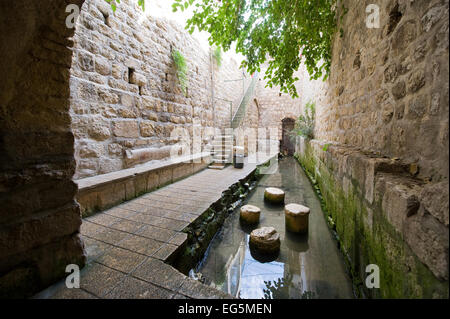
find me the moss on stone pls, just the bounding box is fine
[173,165,264,275]
[295,142,448,299]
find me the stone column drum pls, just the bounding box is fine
[264,187,285,204]
[285,203,310,234]
[240,204,261,224]
[249,227,281,254]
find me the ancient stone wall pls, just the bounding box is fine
[241,99,260,131]
[70,0,247,179]
[255,69,302,141]
[310,0,449,183]
[297,138,448,298]
[295,0,449,298]
[0,0,86,298]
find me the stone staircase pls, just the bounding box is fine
[208,72,259,170]
[208,133,233,170]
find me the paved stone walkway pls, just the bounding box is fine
[34,154,275,299]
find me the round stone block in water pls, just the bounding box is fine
[249,227,281,254]
[240,205,261,224]
[285,203,310,234]
[264,187,285,204]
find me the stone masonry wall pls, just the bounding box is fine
[0,0,86,298]
[295,0,449,298]
[70,0,247,179]
[297,138,448,298]
[255,68,302,141]
[312,0,449,183]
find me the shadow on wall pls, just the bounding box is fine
[0,0,86,298]
[281,118,296,156]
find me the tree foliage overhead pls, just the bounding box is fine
[173,0,344,98]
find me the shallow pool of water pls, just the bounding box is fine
[196,157,354,299]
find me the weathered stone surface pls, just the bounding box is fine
[88,118,111,141]
[70,0,250,179]
[379,175,421,234]
[140,121,156,138]
[407,95,428,119]
[404,210,449,281]
[0,0,86,298]
[79,143,104,158]
[129,72,147,86]
[422,4,446,32]
[99,89,120,104]
[391,20,417,54]
[296,1,448,185]
[419,181,449,226]
[407,69,426,93]
[392,81,406,100]
[297,139,449,298]
[264,187,285,204]
[249,227,281,254]
[78,51,95,72]
[285,203,310,234]
[112,120,139,138]
[240,204,261,224]
[95,56,111,75]
[384,63,398,83]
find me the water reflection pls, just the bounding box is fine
[198,157,353,299]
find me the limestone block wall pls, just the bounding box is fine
[70,0,246,179]
[240,99,260,132]
[255,68,302,141]
[294,0,449,298]
[215,65,252,130]
[310,0,449,183]
[0,0,86,298]
[297,138,448,298]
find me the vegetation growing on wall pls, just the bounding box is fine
[105,0,145,12]
[292,100,316,139]
[172,49,188,96]
[295,141,449,298]
[173,0,345,98]
[212,46,222,67]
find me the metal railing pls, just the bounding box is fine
[231,72,259,129]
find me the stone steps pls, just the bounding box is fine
[208,133,234,169]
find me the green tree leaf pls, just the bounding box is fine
[174,0,343,98]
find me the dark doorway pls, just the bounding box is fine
[281,118,296,156]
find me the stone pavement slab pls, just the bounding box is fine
[34,153,275,299]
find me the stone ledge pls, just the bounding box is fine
[76,153,212,217]
[296,137,449,298]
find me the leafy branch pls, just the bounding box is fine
[173,0,346,98]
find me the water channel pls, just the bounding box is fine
[197,157,354,299]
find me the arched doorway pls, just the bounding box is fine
[281,118,296,156]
